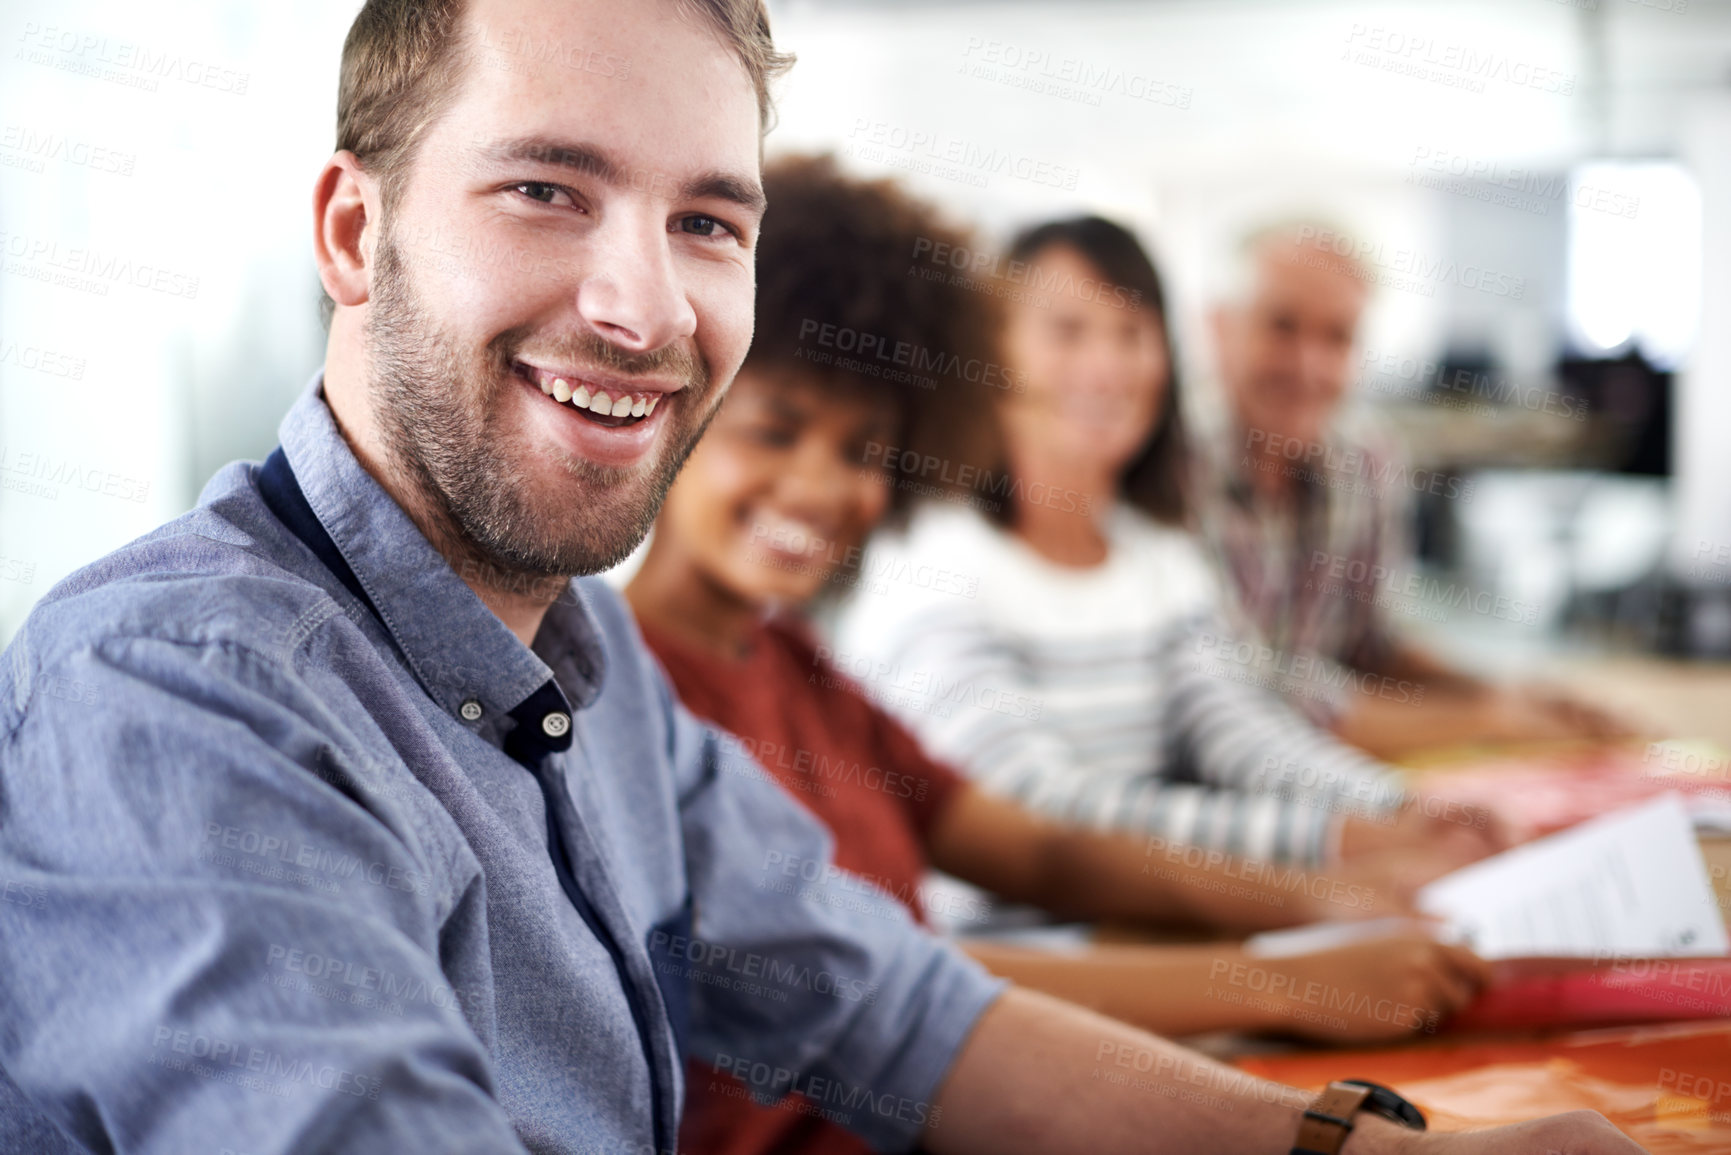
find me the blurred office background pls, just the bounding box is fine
[2,0,1728,670]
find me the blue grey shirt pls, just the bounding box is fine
[0,376,1002,1155]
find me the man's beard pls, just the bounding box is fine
[362,227,720,595]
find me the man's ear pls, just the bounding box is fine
[314,151,377,309]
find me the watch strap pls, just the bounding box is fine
[1290,1081,1374,1155]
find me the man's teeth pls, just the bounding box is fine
[534,372,662,421]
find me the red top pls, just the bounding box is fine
[640,616,968,1155]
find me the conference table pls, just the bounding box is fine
[1214,657,1731,1153]
[1234,1021,1731,1153]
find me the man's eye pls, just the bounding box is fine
[512,182,574,208]
[677,215,736,240]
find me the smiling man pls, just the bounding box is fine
[0,2,1646,1154]
[322,0,763,633]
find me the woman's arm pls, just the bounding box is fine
[851,606,1395,865]
[957,933,1488,1044]
[926,783,1448,931]
[1162,613,1513,865]
[1161,612,1402,808]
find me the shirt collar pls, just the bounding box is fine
[276,372,605,732]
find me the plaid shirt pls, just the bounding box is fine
[1190,412,1412,722]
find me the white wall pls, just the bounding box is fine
[1672,94,1731,583]
[0,0,361,639]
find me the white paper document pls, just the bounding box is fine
[1414,792,1730,960]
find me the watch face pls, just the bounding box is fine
[1341,1080,1427,1131]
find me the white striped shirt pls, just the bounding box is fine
[829,502,1405,864]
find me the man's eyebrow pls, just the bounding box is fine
[478,137,619,180]
[683,171,767,218]
[476,137,766,217]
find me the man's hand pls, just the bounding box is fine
[1331,677,1642,760]
[1521,684,1642,742]
[1377,1110,1648,1154]
[1481,685,1638,745]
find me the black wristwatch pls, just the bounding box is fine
[1290,1079,1426,1155]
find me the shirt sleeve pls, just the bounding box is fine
[660,675,1004,1153]
[0,634,533,1155]
[833,594,1401,866]
[1158,611,1408,861]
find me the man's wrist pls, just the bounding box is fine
[1335,1112,1430,1155]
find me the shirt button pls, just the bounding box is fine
[459,698,484,722]
[542,711,571,738]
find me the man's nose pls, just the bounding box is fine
[1295,335,1344,397]
[573,216,699,353]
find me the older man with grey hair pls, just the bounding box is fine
[1193,220,1629,764]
